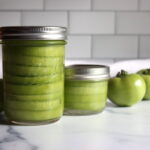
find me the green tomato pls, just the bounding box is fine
[138,68,150,100]
[108,70,146,107]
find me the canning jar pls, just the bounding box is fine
[0,79,3,112]
[0,26,67,125]
[64,64,109,115]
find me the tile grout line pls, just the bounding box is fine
[67,11,70,33]
[69,33,150,36]
[113,58,117,62]
[1,9,150,13]
[20,10,23,26]
[91,35,94,59]
[90,0,93,11]
[138,0,141,11]
[43,0,46,11]
[114,11,117,35]
[66,57,139,60]
[137,35,140,58]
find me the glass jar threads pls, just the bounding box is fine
[0,26,67,125]
[64,64,110,115]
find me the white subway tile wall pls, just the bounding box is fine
[0,12,20,26]
[117,12,150,34]
[0,0,43,10]
[93,36,138,58]
[45,0,91,10]
[66,36,91,58]
[70,12,115,34]
[93,0,138,10]
[22,12,68,26]
[140,36,150,58]
[140,0,150,10]
[0,0,150,61]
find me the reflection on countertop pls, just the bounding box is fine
[0,100,150,150]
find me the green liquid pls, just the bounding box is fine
[64,80,108,115]
[2,40,65,123]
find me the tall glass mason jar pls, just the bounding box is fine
[65,65,110,115]
[0,79,3,112]
[0,26,67,125]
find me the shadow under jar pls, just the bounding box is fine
[0,26,67,125]
[64,64,110,115]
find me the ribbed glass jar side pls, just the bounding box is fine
[64,79,108,115]
[2,40,66,125]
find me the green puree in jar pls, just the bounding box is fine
[3,40,65,124]
[0,26,67,125]
[65,80,108,113]
[64,64,109,115]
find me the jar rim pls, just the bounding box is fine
[65,64,110,81]
[0,26,67,40]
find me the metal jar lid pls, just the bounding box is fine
[0,26,67,40]
[65,64,110,81]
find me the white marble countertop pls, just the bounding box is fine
[1,100,150,150]
[1,59,150,150]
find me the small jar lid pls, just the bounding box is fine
[65,64,110,81]
[0,26,67,40]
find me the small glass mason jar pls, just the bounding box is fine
[64,64,110,115]
[0,26,67,125]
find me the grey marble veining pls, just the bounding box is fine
[0,100,150,150]
[0,125,37,150]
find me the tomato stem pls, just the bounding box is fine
[116,70,128,77]
[142,69,150,75]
